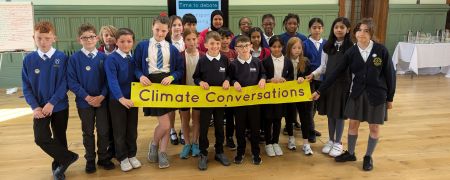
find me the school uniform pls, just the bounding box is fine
[230,34,269,50]
[263,32,275,46]
[192,53,230,156]
[98,45,117,56]
[294,58,315,140]
[67,48,110,162]
[280,32,307,54]
[104,49,138,162]
[22,48,77,170]
[251,47,271,61]
[170,37,185,53]
[229,56,266,156]
[179,50,205,111]
[262,55,294,144]
[134,37,184,116]
[317,41,396,124]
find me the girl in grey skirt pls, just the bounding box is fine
[312,18,396,171]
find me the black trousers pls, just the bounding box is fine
[295,101,314,139]
[109,100,138,161]
[33,109,77,165]
[77,105,110,161]
[235,105,260,156]
[106,101,115,160]
[225,107,235,138]
[199,107,225,156]
[284,103,296,136]
[265,118,281,144]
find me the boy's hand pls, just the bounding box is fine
[258,79,266,89]
[222,80,230,90]
[200,81,210,90]
[305,74,314,81]
[387,102,393,109]
[297,77,305,84]
[139,76,152,86]
[42,103,54,117]
[119,97,134,109]
[33,107,45,119]
[234,82,242,92]
[90,95,105,107]
[161,76,173,86]
[85,95,95,103]
[311,92,320,100]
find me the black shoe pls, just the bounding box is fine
[170,132,179,145]
[54,153,78,179]
[308,138,316,143]
[179,130,185,145]
[97,159,115,170]
[226,137,236,150]
[198,154,208,171]
[215,153,231,166]
[234,154,244,164]
[314,129,322,137]
[335,151,357,162]
[209,119,214,127]
[107,143,116,160]
[51,161,58,174]
[252,155,262,165]
[294,122,301,130]
[259,133,265,144]
[85,160,96,174]
[363,156,373,171]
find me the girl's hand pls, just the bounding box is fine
[42,103,54,117]
[234,82,242,92]
[311,92,320,100]
[161,76,173,86]
[305,74,314,81]
[139,76,152,86]
[119,98,134,109]
[222,80,230,90]
[258,79,266,89]
[33,107,45,119]
[297,77,305,83]
[387,102,393,109]
[200,81,210,90]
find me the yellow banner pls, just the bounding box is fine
[131,80,312,108]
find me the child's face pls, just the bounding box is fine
[153,22,169,42]
[212,15,223,29]
[205,38,221,56]
[270,41,283,57]
[102,30,116,46]
[285,18,298,33]
[309,22,324,38]
[221,36,231,49]
[333,21,349,40]
[239,18,252,33]
[33,31,56,52]
[291,41,302,58]
[355,24,371,44]
[79,30,99,51]
[262,18,275,35]
[116,35,134,53]
[250,31,261,47]
[184,33,198,50]
[171,19,183,36]
[235,41,252,58]
[183,23,197,32]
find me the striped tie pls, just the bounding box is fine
[156,43,163,69]
[88,53,94,59]
[43,54,49,60]
[126,54,132,59]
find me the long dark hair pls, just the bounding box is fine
[323,17,353,55]
[249,27,265,49]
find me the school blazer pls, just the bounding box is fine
[133,40,185,84]
[262,56,294,81]
[318,42,396,106]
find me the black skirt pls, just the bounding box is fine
[344,91,387,125]
[318,78,350,119]
[143,73,176,117]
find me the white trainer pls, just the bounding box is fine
[322,140,334,154]
[265,144,276,157]
[288,136,297,150]
[120,158,133,172]
[303,144,314,155]
[128,156,142,168]
[329,143,343,157]
[273,143,283,156]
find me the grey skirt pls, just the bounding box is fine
[344,92,387,125]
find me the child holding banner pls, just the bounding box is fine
[262,35,294,157]
[193,31,231,170]
[229,35,266,165]
[134,15,184,169]
[179,28,204,159]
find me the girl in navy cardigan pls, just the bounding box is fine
[280,13,307,54]
[313,18,396,171]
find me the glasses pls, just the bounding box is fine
[240,22,252,26]
[80,35,97,41]
[235,44,251,49]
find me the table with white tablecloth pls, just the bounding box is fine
[392,42,450,77]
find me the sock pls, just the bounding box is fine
[365,136,379,157]
[327,117,336,142]
[348,134,358,155]
[335,118,345,143]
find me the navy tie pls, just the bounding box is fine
[156,43,163,69]
[88,53,94,59]
[43,54,49,60]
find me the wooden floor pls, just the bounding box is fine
[1,75,450,180]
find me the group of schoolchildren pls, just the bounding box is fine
[22,9,396,180]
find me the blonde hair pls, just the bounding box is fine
[286,37,307,73]
[99,25,118,45]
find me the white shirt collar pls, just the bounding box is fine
[171,37,183,44]
[206,52,221,61]
[237,55,252,64]
[291,56,299,63]
[37,47,56,60]
[357,40,374,54]
[264,32,274,38]
[272,55,284,62]
[81,48,98,58]
[309,37,323,44]
[116,49,132,59]
[150,37,168,47]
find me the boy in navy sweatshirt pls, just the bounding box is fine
[22,21,78,180]
[67,23,115,173]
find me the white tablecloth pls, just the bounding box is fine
[392,42,450,77]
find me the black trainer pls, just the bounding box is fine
[226,137,236,150]
[294,122,301,130]
[252,155,262,165]
[85,160,96,174]
[179,130,185,145]
[54,153,78,179]
[234,154,244,164]
[314,129,322,137]
[363,155,373,171]
[198,154,208,171]
[214,153,231,166]
[335,151,357,162]
[170,131,179,145]
[97,159,115,170]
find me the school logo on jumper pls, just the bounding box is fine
[86,66,91,71]
[250,67,257,72]
[34,69,40,74]
[219,67,226,72]
[55,59,60,64]
[373,57,382,66]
